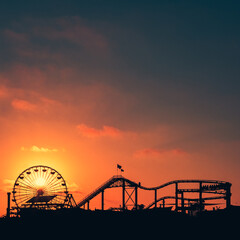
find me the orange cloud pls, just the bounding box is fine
[67,182,81,193]
[2,179,15,192]
[21,145,59,153]
[39,96,60,107]
[133,148,188,159]
[77,124,122,138]
[0,79,61,113]
[11,98,37,111]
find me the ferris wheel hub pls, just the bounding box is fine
[37,189,44,196]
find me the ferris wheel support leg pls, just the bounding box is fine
[6,192,11,218]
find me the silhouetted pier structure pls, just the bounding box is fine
[3,165,232,220]
[1,166,238,239]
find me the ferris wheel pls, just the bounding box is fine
[12,165,68,209]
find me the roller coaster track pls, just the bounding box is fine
[77,175,136,207]
[145,196,225,209]
[77,175,231,209]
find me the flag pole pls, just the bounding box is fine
[117,164,123,176]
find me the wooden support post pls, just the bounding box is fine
[101,190,104,210]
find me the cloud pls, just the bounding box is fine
[2,179,15,192]
[11,98,37,111]
[21,145,59,153]
[3,16,108,58]
[38,96,60,108]
[67,182,82,193]
[10,95,60,113]
[133,148,188,159]
[77,124,122,138]
[0,77,61,114]
[35,17,108,50]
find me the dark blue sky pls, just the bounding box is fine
[1,1,239,133]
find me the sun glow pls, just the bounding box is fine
[35,177,45,187]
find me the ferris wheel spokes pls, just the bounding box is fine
[12,165,69,209]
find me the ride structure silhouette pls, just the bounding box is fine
[5,165,232,218]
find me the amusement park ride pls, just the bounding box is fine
[10,165,76,215]
[6,165,232,218]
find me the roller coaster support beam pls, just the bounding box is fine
[122,180,125,210]
[162,198,165,208]
[175,183,178,212]
[199,181,203,212]
[154,189,157,208]
[181,192,185,213]
[135,186,138,210]
[121,179,138,210]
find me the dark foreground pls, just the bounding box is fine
[1,206,239,237]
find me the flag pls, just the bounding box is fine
[117,164,122,169]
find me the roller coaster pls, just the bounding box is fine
[77,175,231,213]
[6,165,232,217]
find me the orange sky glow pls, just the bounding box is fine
[0,77,240,213]
[0,2,240,215]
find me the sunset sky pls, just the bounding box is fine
[0,1,240,213]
